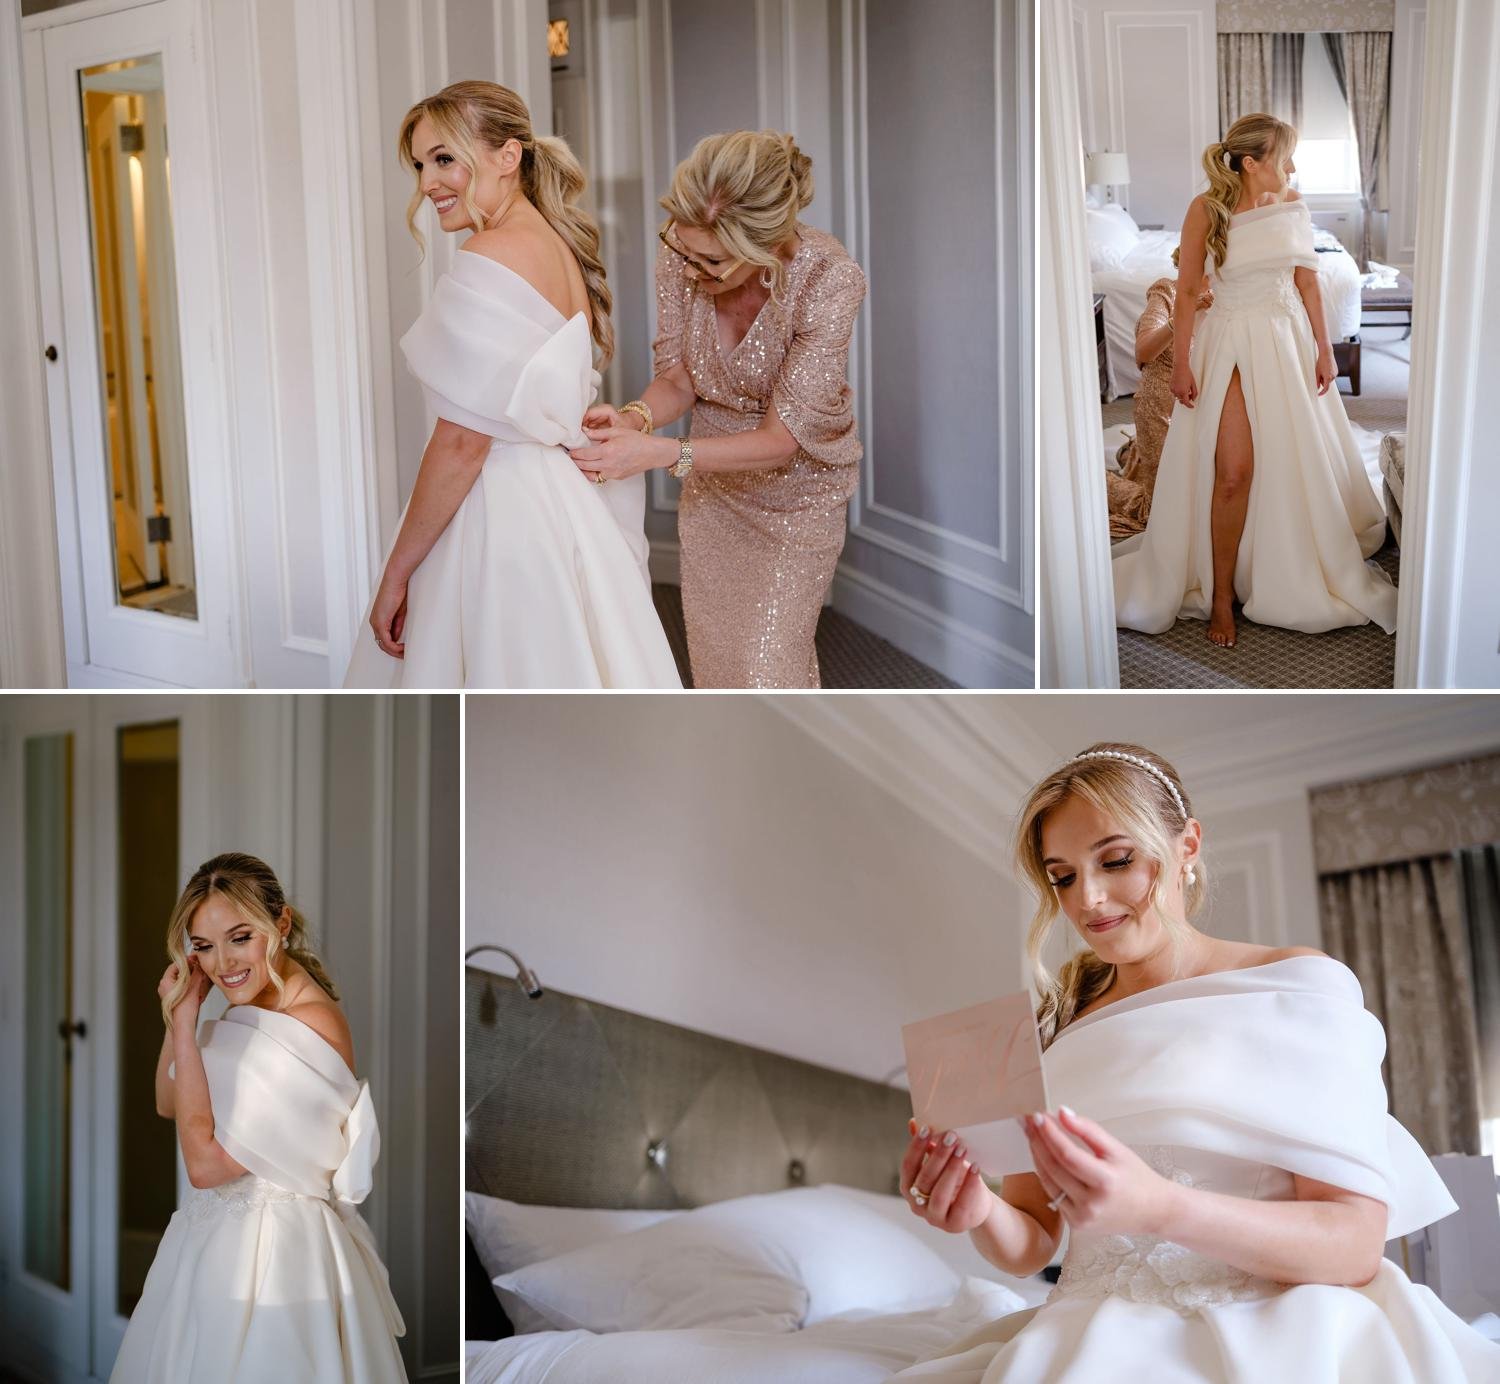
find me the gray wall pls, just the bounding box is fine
[634,0,1031,687]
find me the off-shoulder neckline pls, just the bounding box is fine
[1229,198,1308,227]
[1057,953,1353,1037]
[453,247,588,332]
[218,1004,359,1085]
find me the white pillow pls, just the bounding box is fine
[820,1185,1053,1308]
[493,1186,962,1335]
[465,1192,680,1333]
[1085,205,1141,268]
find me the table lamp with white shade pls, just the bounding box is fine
[1085,150,1131,206]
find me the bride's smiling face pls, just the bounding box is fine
[409,114,517,234]
[187,896,283,1007]
[1039,794,1190,964]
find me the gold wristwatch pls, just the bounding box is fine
[670,438,694,480]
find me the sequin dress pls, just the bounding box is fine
[1107,277,1175,541]
[654,226,866,688]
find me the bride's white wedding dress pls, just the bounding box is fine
[894,957,1500,1383]
[342,249,681,689]
[110,1007,407,1382]
[1113,200,1397,636]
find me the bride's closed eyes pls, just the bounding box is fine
[1048,852,1135,890]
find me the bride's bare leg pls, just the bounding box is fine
[1209,368,1253,647]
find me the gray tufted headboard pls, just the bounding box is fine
[465,968,912,1335]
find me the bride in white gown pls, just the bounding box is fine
[1112,114,1396,648]
[342,81,679,689]
[893,745,1500,1383]
[111,854,406,1383]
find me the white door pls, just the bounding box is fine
[0,702,93,1382]
[1,696,197,1382]
[26,3,240,686]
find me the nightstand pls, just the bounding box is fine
[1093,293,1107,399]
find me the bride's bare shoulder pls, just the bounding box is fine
[1220,941,1328,970]
[283,996,356,1073]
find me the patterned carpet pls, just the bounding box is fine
[1107,326,1408,689]
[651,584,957,689]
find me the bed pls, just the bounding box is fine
[463,969,1051,1383]
[1087,203,1364,400]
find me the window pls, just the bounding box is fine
[1296,36,1359,195]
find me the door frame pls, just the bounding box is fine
[0,694,205,1382]
[1041,0,1497,688]
[0,698,95,1383]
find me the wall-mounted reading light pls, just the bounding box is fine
[465,944,543,999]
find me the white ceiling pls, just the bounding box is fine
[770,694,1500,866]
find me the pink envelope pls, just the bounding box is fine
[901,992,1050,1176]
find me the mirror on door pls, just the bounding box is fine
[23,732,74,1294]
[78,54,197,620]
[117,720,180,1317]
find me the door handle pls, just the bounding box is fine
[44,344,58,362]
[57,1018,86,1040]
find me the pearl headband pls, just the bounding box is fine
[1067,749,1189,821]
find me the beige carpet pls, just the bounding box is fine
[651,584,957,689]
[1106,325,1408,689]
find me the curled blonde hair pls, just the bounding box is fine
[1201,113,1297,271]
[161,852,338,1027]
[1013,743,1207,1049]
[398,80,615,366]
[659,130,813,301]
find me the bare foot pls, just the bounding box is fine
[1207,604,1237,647]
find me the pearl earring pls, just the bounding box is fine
[1184,865,1197,886]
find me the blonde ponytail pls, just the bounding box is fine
[1202,114,1297,270]
[525,135,615,367]
[1035,951,1115,1051]
[398,81,615,366]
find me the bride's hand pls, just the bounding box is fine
[369,568,409,660]
[1315,348,1336,396]
[1171,364,1199,409]
[569,428,672,483]
[1026,1107,1177,1237]
[899,1121,992,1234]
[158,955,212,1019]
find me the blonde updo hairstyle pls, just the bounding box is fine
[1013,743,1207,1049]
[1201,112,1297,272]
[659,130,813,301]
[398,80,615,366]
[160,852,339,1027]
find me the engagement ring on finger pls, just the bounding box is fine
[1046,1190,1069,1211]
[910,1188,930,1208]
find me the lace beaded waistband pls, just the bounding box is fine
[183,1173,309,1223]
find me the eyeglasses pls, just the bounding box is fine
[658,224,741,284]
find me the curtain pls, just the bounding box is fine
[1271,34,1304,130]
[1459,845,1500,1122]
[1324,31,1392,268]
[1219,34,1303,135]
[1320,855,1485,1156]
[1218,33,1274,134]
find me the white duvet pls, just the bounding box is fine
[466,1279,1032,1384]
[1094,227,1362,400]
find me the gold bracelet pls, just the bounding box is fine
[619,400,654,435]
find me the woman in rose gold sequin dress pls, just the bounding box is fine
[569,130,866,688]
[1109,264,1215,541]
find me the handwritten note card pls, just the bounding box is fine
[901,992,1049,1176]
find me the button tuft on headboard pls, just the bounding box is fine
[787,1159,806,1184]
